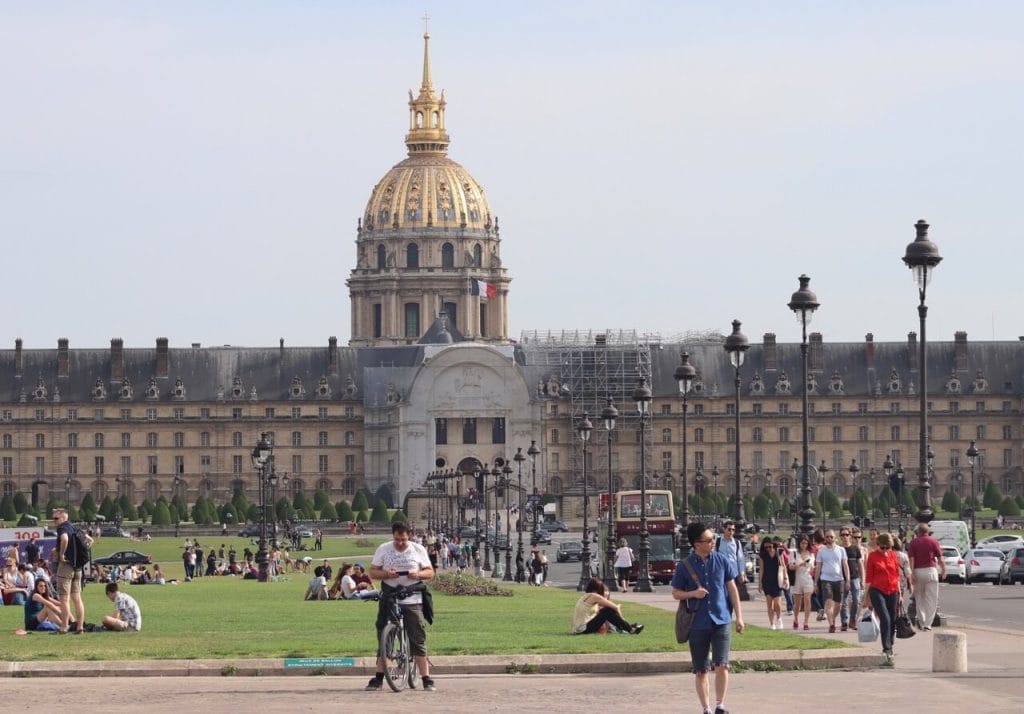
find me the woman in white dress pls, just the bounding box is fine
[789,534,816,630]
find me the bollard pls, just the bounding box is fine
[932,630,967,673]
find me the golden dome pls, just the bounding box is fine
[360,28,493,234]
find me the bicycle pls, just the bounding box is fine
[378,579,426,692]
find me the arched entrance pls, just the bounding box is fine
[31,480,49,510]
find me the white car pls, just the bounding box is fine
[965,548,1006,584]
[975,534,1024,555]
[942,546,966,584]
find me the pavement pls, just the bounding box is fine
[5,583,1024,712]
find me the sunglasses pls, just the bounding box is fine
[840,532,851,537]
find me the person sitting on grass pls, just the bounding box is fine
[339,563,379,600]
[304,565,328,600]
[24,579,63,631]
[351,563,375,594]
[571,577,644,635]
[101,582,142,632]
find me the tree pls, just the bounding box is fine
[374,484,395,508]
[313,490,331,511]
[941,489,961,515]
[99,495,117,521]
[336,500,354,522]
[80,493,97,522]
[0,495,17,521]
[231,490,249,517]
[391,509,407,523]
[352,491,370,513]
[876,485,896,514]
[171,495,189,522]
[13,491,29,514]
[292,490,310,512]
[192,497,215,525]
[219,503,238,525]
[117,494,138,521]
[152,501,172,526]
[169,504,179,524]
[319,501,337,521]
[356,509,369,523]
[983,481,1003,510]
[752,493,770,520]
[998,496,1021,517]
[370,499,390,523]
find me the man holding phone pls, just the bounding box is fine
[366,521,436,691]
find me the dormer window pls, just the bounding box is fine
[92,378,107,401]
[231,377,243,399]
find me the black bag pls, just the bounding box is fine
[69,528,93,570]
[736,579,750,601]
[675,557,701,644]
[895,607,916,639]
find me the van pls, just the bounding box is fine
[929,520,970,557]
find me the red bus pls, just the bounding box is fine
[613,489,676,585]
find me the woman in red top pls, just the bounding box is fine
[863,531,902,662]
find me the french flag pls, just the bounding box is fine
[471,278,496,302]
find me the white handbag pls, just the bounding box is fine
[858,609,880,643]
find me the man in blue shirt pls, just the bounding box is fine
[672,522,745,714]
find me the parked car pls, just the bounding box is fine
[975,534,1024,555]
[1004,547,1024,585]
[99,526,130,538]
[455,526,478,539]
[556,541,583,562]
[965,548,1006,584]
[543,520,570,533]
[942,546,966,583]
[92,550,152,567]
[238,525,261,538]
[532,529,553,545]
[295,526,314,538]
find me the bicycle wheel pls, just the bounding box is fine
[380,622,411,692]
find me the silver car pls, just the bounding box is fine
[965,548,1006,584]
[942,546,966,584]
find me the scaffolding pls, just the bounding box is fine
[522,330,655,492]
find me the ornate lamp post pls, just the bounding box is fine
[250,432,273,582]
[723,319,750,537]
[884,454,895,531]
[600,397,619,591]
[765,469,774,532]
[513,448,527,583]
[576,412,594,590]
[473,465,485,566]
[490,463,501,578]
[694,470,705,520]
[674,353,697,558]
[528,441,540,544]
[632,377,653,592]
[712,465,720,519]
[966,440,979,546]
[847,458,859,526]
[502,462,514,582]
[903,219,942,524]
[817,461,829,530]
[788,274,820,536]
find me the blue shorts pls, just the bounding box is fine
[688,622,732,673]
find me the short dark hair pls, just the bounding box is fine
[105,582,119,595]
[392,521,411,535]
[314,566,324,577]
[687,521,710,546]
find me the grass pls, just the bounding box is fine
[3,538,849,661]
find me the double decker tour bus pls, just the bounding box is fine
[613,489,677,585]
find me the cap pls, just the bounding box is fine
[355,562,365,569]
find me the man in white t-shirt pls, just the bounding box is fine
[812,530,850,633]
[365,521,435,692]
[101,582,142,631]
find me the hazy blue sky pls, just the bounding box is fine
[3,1,1022,349]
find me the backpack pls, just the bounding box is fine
[69,527,93,570]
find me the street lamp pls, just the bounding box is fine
[513,449,527,583]
[884,454,895,531]
[694,470,705,520]
[966,440,979,546]
[502,462,514,582]
[903,219,942,524]
[788,274,820,536]
[723,319,750,538]
[765,468,774,532]
[528,440,540,544]
[818,460,829,530]
[601,396,619,591]
[576,412,594,590]
[847,458,859,527]
[632,376,653,592]
[712,465,720,520]
[473,465,485,567]
[490,463,501,578]
[250,432,273,582]
[674,352,697,558]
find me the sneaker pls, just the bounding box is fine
[803,624,810,631]
[365,677,383,691]
[714,706,730,714]
[829,624,837,634]
[421,677,436,691]
[631,624,645,635]
[841,624,848,632]
[817,610,825,621]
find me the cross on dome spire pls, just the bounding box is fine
[406,21,449,156]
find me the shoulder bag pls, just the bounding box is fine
[894,604,916,639]
[675,557,702,644]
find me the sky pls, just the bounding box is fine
[2,1,1023,350]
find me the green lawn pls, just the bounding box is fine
[5,541,847,661]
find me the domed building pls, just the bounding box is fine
[347,28,510,347]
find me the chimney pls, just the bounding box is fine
[156,337,169,379]
[328,336,339,374]
[763,333,777,370]
[908,332,918,371]
[58,338,70,378]
[954,331,968,371]
[594,334,607,346]
[865,333,875,369]
[809,332,823,371]
[110,338,124,381]
[15,338,23,378]
[280,338,285,350]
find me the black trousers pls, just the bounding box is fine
[584,606,632,634]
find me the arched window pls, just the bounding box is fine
[415,111,424,128]
[343,477,356,496]
[441,242,455,268]
[473,243,482,267]
[431,111,439,127]
[92,480,107,501]
[406,243,419,268]
[317,478,331,493]
[377,244,387,269]
[549,476,563,494]
[405,303,420,338]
